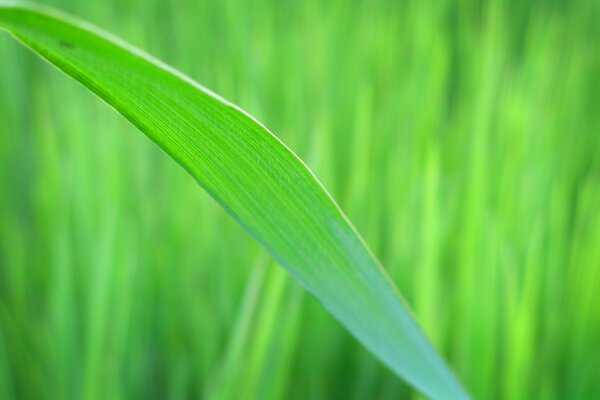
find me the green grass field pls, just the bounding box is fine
[0,0,599,398]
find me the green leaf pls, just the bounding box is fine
[0,4,468,399]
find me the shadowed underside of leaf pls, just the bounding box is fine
[0,4,468,399]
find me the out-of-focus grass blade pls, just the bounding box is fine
[0,4,468,399]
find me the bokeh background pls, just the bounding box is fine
[1,0,599,399]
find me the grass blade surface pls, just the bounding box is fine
[0,4,468,399]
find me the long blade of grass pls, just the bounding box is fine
[0,4,468,399]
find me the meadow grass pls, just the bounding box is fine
[0,0,599,399]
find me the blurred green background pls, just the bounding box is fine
[1,0,599,399]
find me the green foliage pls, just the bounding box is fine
[0,4,467,399]
[0,0,598,399]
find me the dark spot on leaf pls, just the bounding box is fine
[59,40,75,49]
